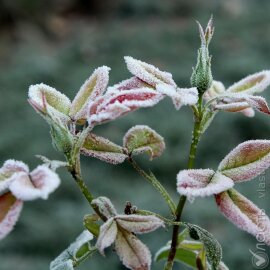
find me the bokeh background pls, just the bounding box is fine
[0,0,270,269]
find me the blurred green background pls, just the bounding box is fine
[0,0,270,269]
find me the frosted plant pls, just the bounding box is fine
[1,16,270,270]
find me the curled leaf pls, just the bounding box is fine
[215,189,270,245]
[156,84,198,110]
[9,165,61,201]
[177,169,234,201]
[123,125,165,159]
[218,140,270,182]
[81,133,127,164]
[0,192,23,240]
[115,214,164,234]
[91,196,117,219]
[124,56,176,87]
[108,77,150,92]
[115,228,151,270]
[70,66,110,121]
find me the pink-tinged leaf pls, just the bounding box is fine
[156,84,198,110]
[215,189,270,245]
[215,100,250,112]
[123,125,165,160]
[9,165,60,201]
[115,215,164,234]
[0,160,29,193]
[70,66,110,121]
[81,133,127,164]
[246,96,270,115]
[218,140,270,182]
[28,83,71,121]
[96,217,118,255]
[108,77,150,92]
[0,192,23,240]
[115,228,151,270]
[239,107,255,118]
[91,197,117,219]
[124,56,176,87]
[227,70,270,95]
[88,88,163,126]
[177,170,234,201]
[204,81,226,102]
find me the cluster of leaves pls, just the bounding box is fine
[1,17,270,270]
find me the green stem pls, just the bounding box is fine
[164,96,203,270]
[129,157,176,215]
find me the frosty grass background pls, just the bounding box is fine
[0,0,270,269]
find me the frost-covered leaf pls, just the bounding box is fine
[218,140,270,182]
[0,160,29,194]
[70,66,110,121]
[204,81,226,101]
[124,56,176,87]
[218,261,229,270]
[177,169,234,201]
[215,189,270,245]
[0,192,23,240]
[88,88,163,126]
[81,133,127,164]
[91,197,117,219]
[155,245,197,268]
[28,83,71,122]
[156,84,198,110]
[9,165,60,201]
[123,125,165,159]
[115,214,164,234]
[185,223,222,269]
[50,230,95,270]
[108,77,150,92]
[115,228,151,270]
[35,155,68,171]
[96,217,118,255]
[227,70,270,95]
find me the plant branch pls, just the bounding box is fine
[128,157,176,215]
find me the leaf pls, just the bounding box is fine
[124,56,176,87]
[91,197,117,219]
[84,214,100,237]
[0,192,23,240]
[196,247,207,270]
[123,125,165,159]
[96,217,118,255]
[156,84,198,110]
[218,140,270,182]
[108,77,149,92]
[215,189,270,245]
[115,214,164,234]
[115,228,151,270]
[185,223,222,269]
[50,230,95,270]
[226,70,270,95]
[88,88,163,126]
[180,240,204,251]
[155,245,197,268]
[218,261,229,270]
[70,66,110,121]
[204,81,226,101]
[28,83,71,122]
[177,169,234,201]
[81,133,127,164]
[9,165,61,201]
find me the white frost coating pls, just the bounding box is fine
[176,170,234,201]
[70,66,110,120]
[124,56,176,87]
[204,80,226,101]
[227,70,270,95]
[218,262,229,270]
[215,101,250,112]
[0,198,23,240]
[88,88,163,126]
[218,140,270,182]
[91,197,117,219]
[156,84,198,110]
[216,189,270,245]
[115,215,164,234]
[115,229,151,270]
[239,107,255,117]
[107,77,150,92]
[96,217,118,255]
[28,83,71,120]
[9,165,60,201]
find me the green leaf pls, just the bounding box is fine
[123,125,165,160]
[180,240,204,251]
[81,133,127,164]
[84,214,100,237]
[50,230,96,270]
[185,223,222,270]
